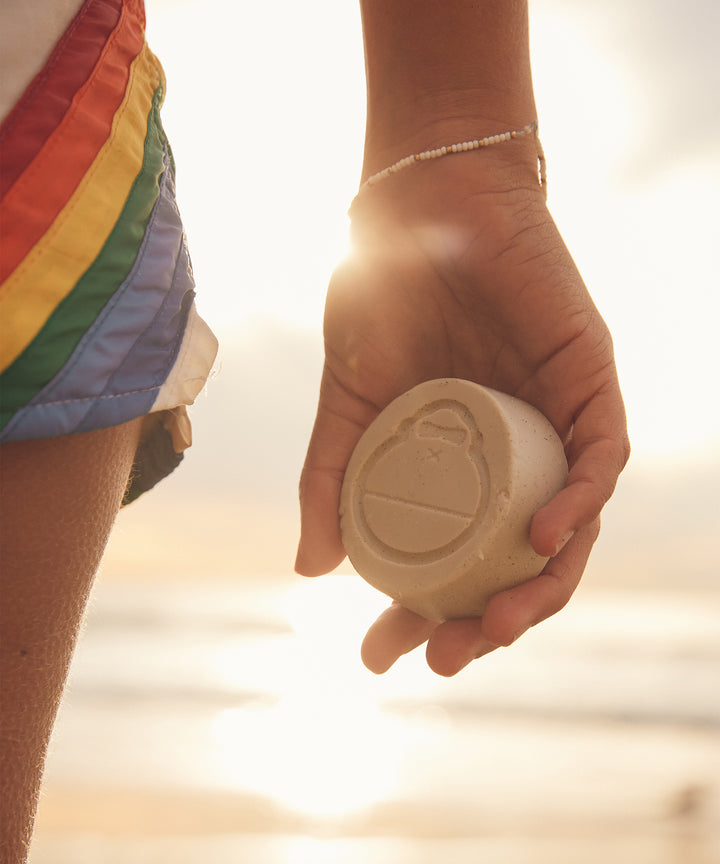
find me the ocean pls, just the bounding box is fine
[30,574,720,863]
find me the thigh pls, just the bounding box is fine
[0,418,142,863]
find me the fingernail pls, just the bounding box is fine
[554,530,575,556]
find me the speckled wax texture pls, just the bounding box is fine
[340,379,568,621]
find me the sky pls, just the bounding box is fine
[143,0,720,459]
[105,0,720,583]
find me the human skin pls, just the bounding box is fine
[0,420,142,864]
[296,0,630,675]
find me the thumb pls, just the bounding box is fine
[295,372,376,576]
[295,459,346,577]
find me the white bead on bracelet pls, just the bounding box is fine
[356,120,547,197]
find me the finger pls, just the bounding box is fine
[361,604,439,674]
[295,464,346,576]
[425,618,500,677]
[295,372,377,577]
[480,517,600,647]
[531,380,629,557]
[423,518,600,676]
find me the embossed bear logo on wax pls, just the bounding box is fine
[354,401,490,564]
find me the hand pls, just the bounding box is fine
[296,151,629,676]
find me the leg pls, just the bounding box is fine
[0,419,143,864]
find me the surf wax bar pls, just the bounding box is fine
[340,379,568,622]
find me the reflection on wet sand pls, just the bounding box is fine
[31,576,720,864]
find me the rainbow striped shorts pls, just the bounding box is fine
[0,0,217,500]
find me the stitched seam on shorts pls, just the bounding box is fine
[32,217,190,413]
[42,142,170,391]
[3,2,137,195]
[30,384,162,409]
[0,49,157,298]
[0,0,94,141]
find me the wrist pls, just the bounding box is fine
[359,122,545,198]
[359,0,537,181]
[349,133,550,253]
[361,89,539,184]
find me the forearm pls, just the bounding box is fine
[359,0,538,179]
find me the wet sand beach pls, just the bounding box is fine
[29,575,720,864]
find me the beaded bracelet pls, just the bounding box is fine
[355,120,547,198]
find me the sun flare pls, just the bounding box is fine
[210,578,412,818]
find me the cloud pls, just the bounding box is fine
[534,0,720,182]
